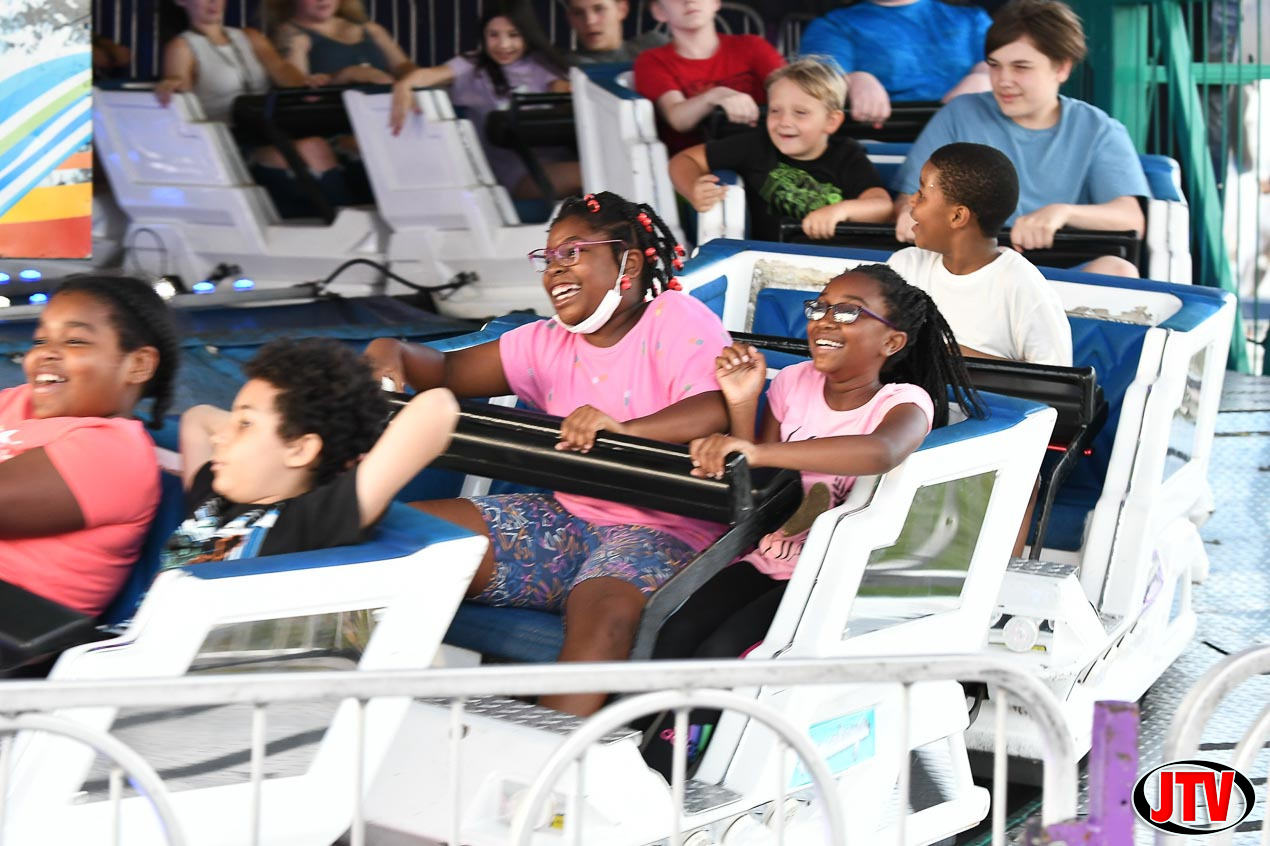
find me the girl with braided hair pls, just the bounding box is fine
[644,263,983,774]
[0,275,180,616]
[365,191,731,715]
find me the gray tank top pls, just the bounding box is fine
[180,28,269,123]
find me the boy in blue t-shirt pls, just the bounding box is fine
[799,0,993,128]
[892,0,1150,277]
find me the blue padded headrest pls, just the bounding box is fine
[1139,154,1183,203]
[581,62,640,98]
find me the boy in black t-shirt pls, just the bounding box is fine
[668,57,893,242]
[162,338,458,567]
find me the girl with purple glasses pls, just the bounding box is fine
[364,191,730,717]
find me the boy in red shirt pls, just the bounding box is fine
[634,0,785,153]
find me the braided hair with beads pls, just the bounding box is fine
[550,192,688,301]
[54,274,181,430]
[846,263,985,428]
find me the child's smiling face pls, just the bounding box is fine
[766,77,843,162]
[484,16,527,66]
[538,217,640,327]
[909,161,959,253]
[24,291,156,421]
[806,272,905,376]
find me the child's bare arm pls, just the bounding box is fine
[669,145,727,212]
[801,187,894,239]
[355,388,459,527]
[364,337,511,398]
[179,405,230,490]
[941,62,991,103]
[845,71,891,127]
[155,37,196,106]
[893,192,917,242]
[655,87,757,133]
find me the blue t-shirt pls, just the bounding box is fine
[798,0,992,102]
[892,92,1152,223]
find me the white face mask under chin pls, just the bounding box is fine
[553,250,630,335]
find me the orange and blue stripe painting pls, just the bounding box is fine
[0,50,92,258]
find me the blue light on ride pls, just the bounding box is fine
[19,269,41,281]
[0,273,9,284]
[192,281,216,294]
[232,278,255,291]
[28,292,48,305]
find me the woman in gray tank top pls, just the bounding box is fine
[266,0,418,86]
[155,0,354,217]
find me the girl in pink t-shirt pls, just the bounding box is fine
[643,263,984,774]
[0,276,180,617]
[365,191,731,716]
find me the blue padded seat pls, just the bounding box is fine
[100,470,187,627]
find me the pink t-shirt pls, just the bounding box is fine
[749,365,934,579]
[0,385,160,615]
[499,291,732,550]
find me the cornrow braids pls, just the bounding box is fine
[54,274,182,430]
[551,191,687,299]
[847,264,985,428]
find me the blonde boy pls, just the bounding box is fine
[668,58,893,241]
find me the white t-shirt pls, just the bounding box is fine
[886,247,1072,366]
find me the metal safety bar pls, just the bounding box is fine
[0,655,1078,845]
[1159,644,1270,846]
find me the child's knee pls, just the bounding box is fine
[565,579,645,644]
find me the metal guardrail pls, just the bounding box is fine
[1159,644,1270,846]
[0,655,1079,846]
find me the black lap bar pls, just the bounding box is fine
[231,86,383,225]
[0,579,100,673]
[777,221,1142,270]
[230,87,370,143]
[703,101,939,145]
[390,396,797,525]
[485,92,576,149]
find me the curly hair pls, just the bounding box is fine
[840,263,985,428]
[550,191,687,299]
[243,337,389,485]
[54,274,182,430]
[928,142,1020,236]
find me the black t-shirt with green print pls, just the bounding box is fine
[704,130,885,242]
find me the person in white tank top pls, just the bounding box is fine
[155,0,352,216]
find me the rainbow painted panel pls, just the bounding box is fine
[0,50,92,258]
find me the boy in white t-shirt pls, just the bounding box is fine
[887,141,1072,365]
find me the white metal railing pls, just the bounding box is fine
[0,656,1079,846]
[1159,644,1270,846]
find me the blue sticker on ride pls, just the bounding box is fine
[789,707,876,790]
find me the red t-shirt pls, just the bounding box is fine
[0,385,160,615]
[634,34,786,153]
